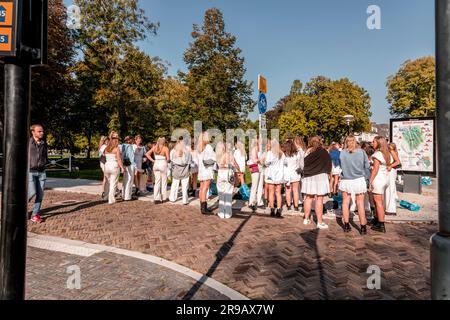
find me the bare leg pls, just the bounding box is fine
[304,195,314,220]
[342,192,351,224]
[292,182,300,208]
[356,193,367,225]
[373,194,385,222]
[275,185,282,209]
[315,195,325,224]
[268,184,275,208]
[285,184,292,207]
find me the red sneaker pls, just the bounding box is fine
[30,215,43,224]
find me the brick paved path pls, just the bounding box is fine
[28,191,435,300]
[26,247,228,300]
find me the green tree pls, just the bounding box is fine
[181,8,254,131]
[73,0,160,137]
[387,56,436,118]
[278,109,316,140]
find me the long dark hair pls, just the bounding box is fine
[284,139,298,157]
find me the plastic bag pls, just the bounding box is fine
[399,200,421,212]
[208,181,218,197]
[421,177,432,186]
[239,184,250,201]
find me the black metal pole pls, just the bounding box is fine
[431,0,450,300]
[0,60,31,300]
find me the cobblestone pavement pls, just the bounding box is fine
[26,247,228,300]
[27,191,436,300]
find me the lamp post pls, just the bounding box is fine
[343,115,354,135]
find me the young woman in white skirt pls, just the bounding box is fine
[385,143,401,215]
[264,139,285,218]
[302,136,332,230]
[189,140,199,197]
[283,139,303,212]
[369,136,392,233]
[339,136,371,235]
[198,132,216,215]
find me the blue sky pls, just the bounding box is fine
[67,0,435,123]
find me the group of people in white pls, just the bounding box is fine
[98,130,400,235]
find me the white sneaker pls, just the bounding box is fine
[218,212,225,219]
[225,212,232,219]
[303,219,311,225]
[317,222,329,230]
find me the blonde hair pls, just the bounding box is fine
[156,137,166,155]
[235,140,246,158]
[106,136,119,153]
[197,132,210,152]
[271,139,283,159]
[344,136,357,153]
[307,136,322,152]
[374,136,391,165]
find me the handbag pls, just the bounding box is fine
[239,184,250,201]
[122,145,132,166]
[100,154,106,164]
[203,159,215,167]
[227,166,235,185]
[249,163,259,173]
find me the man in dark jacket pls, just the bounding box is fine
[28,124,48,223]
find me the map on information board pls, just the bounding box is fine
[390,118,435,174]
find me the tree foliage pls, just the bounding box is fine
[273,77,372,143]
[181,8,254,132]
[387,56,436,118]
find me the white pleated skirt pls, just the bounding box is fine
[339,177,367,194]
[301,173,330,195]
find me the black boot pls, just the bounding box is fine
[250,205,256,213]
[276,208,282,218]
[368,216,378,226]
[360,225,367,235]
[294,206,300,212]
[270,208,276,217]
[343,222,351,233]
[201,202,212,215]
[371,221,386,233]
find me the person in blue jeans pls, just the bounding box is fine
[28,124,48,224]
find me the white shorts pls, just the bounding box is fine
[331,166,342,176]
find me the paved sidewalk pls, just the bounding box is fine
[45,177,438,222]
[28,191,436,300]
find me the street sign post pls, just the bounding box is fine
[0,0,17,56]
[0,0,48,300]
[258,75,268,151]
[258,92,267,115]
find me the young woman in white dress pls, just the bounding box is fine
[198,132,216,215]
[264,139,285,218]
[369,136,392,233]
[263,139,272,208]
[169,141,192,205]
[283,139,303,212]
[385,143,401,215]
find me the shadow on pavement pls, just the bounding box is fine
[182,214,252,300]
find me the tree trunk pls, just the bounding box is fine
[86,130,92,159]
